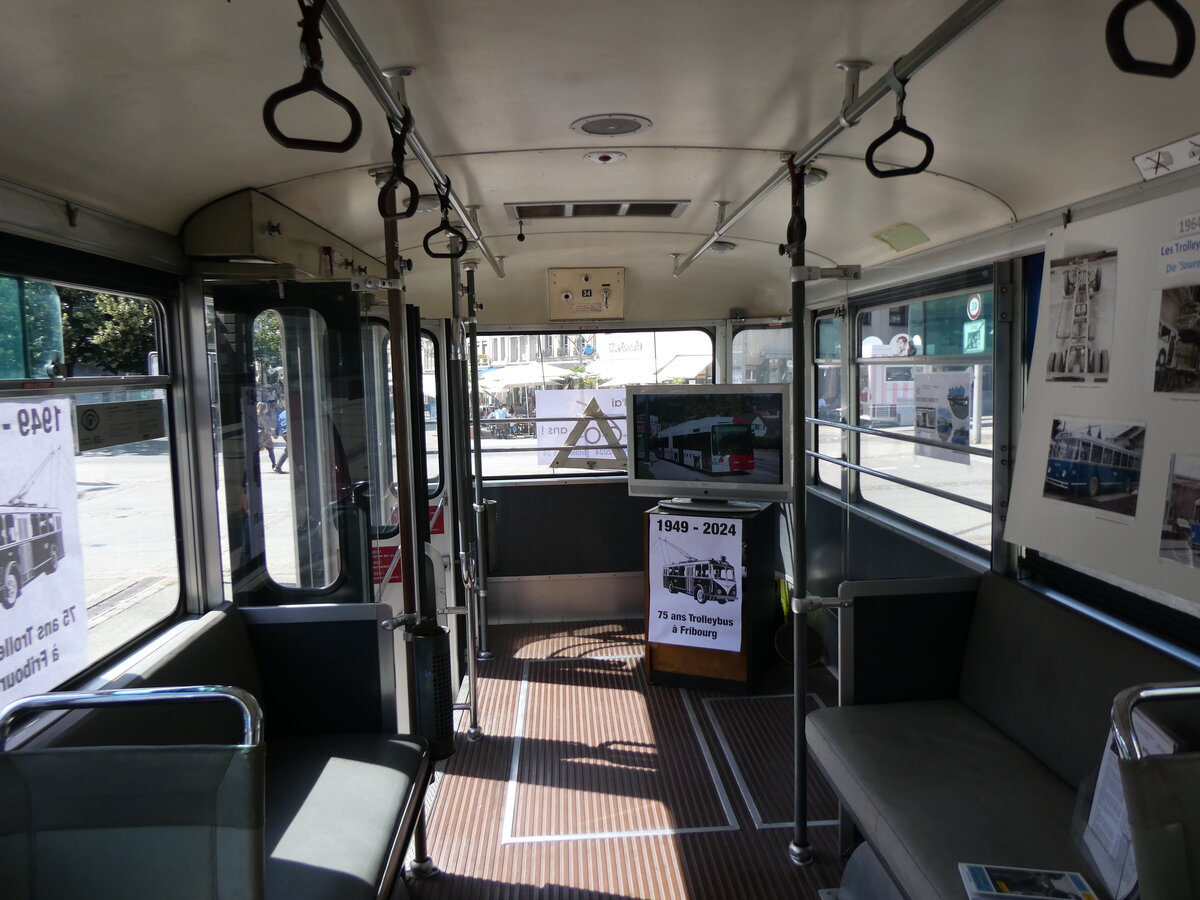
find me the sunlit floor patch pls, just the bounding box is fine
[502,655,737,844]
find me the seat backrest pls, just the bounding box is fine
[959,573,1199,787]
[0,743,265,900]
[53,606,264,748]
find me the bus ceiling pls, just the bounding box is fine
[1,2,1199,321]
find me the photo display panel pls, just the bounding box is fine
[1006,185,1200,610]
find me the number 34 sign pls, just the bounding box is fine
[647,513,742,652]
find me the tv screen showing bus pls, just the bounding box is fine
[625,383,792,504]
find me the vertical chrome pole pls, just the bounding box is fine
[464,265,493,661]
[788,164,813,867]
[383,219,420,732]
[448,248,483,740]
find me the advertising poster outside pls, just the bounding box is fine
[0,398,86,704]
[647,511,742,652]
[535,388,626,467]
[913,370,973,464]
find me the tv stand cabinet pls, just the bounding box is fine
[643,503,781,691]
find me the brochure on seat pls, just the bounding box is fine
[958,863,1098,899]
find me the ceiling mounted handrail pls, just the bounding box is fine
[319,0,504,278]
[672,0,1008,277]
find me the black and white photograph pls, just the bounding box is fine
[1153,286,1200,395]
[1160,453,1200,569]
[0,399,87,704]
[1042,416,1144,517]
[1045,250,1118,382]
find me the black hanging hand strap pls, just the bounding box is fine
[262,0,363,153]
[378,106,420,220]
[423,178,467,259]
[865,70,934,179]
[778,155,808,257]
[1106,0,1195,78]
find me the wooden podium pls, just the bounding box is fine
[643,502,780,691]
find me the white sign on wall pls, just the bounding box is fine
[647,512,742,652]
[535,388,626,466]
[0,398,87,704]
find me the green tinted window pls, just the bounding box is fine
[816,319,841,360]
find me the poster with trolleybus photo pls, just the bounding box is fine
[0,398,86,704]
[1042,416,1145,518]
[647,511,742,652]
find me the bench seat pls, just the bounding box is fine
[806,572,1200,900]
[808,700,1084,899]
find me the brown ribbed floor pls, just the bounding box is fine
[411,621,844,900]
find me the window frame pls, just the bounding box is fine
[0,267,187,688]
[808,265,999,554]
[473,324,717,483]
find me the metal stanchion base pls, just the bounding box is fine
[466,725,484,742]
[408,856,440,880]
[789,841,814,866]
[477,650,494,661]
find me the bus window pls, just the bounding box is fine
[731,325,793,384]
[1,274,180,691]
[475,328,712,479]
[846,283,995,550]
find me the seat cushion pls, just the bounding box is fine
[265,734,428,900]
[807,700,1106,900]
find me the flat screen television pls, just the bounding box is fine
[625,382,792,508]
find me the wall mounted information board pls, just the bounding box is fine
[1006,185,1200,610]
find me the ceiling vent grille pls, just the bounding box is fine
[505,200,688,220]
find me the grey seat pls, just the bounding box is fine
[0,687,264,900]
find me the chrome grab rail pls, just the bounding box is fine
[0,685,264,750]
[1111,681,1200,760]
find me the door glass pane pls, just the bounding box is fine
[253,309,340,589]
[362,321,398,534]
[422,333,442,496]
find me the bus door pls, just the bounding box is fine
[210,280,372,607]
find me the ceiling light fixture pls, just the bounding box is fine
[804,166,828,187]
[570,114,653,136]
